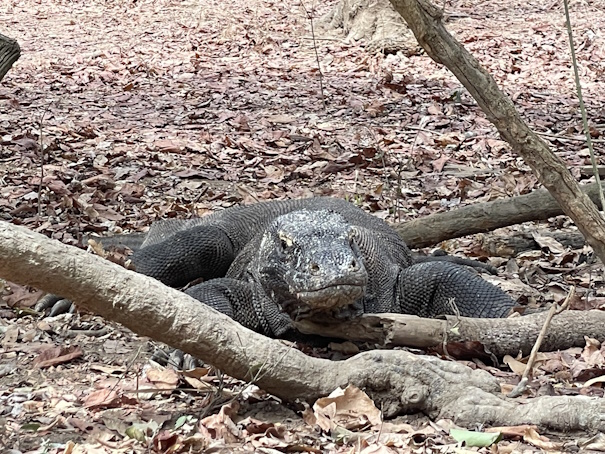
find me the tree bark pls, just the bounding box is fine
[296,311,605,357]
[0,33,20,82]
[2,221,605,432]
[395,183,601,249]
[318,0,420,54]
[388,0,605,263]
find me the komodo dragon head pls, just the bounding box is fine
[255,209,368,320]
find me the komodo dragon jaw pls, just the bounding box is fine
[255,209,368,318]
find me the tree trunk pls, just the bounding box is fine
[318,0,420,54]
[387,0,605,263]
[2,221,605,432]
[0,33,20,82]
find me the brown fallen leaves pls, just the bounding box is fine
[33,344,84,368]
[502,336,605,398]
[303,384,382,432]
[1,0,605,450]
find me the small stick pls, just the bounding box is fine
[65,327,111,338]
[300,0,325,108]
[507,288,574,398]
[404,125,604,143]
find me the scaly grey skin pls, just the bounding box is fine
[38,197,515,339]
[183,208,514,337]
[131,198,514,337]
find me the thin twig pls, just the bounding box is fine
[404,125,605,143]
[300,0,325,108]
[563,0,605,212]
[395,122,424,221]
[106,343,146,401]
[37,108,50,218]
[507,288,573,398]
[536,130,604,144]
[300,36,344,42]
[440,297,462,359]
[65,327,111,338]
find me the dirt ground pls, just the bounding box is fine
[1,0,605,452]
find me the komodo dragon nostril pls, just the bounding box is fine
[309,262,320,274]
[350,258,359,270]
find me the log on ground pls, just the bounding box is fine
[295,310,605,357]
[394,182,601,249]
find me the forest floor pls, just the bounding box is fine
[1,0,605,452]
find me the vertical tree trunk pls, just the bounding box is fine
[0,33,21,82]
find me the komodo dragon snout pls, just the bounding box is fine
[255,209,368,319]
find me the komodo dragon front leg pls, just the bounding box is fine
[397,261,514,318]
[36,224,238,315]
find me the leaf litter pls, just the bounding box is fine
[0,0,605,451]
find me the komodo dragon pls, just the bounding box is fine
[38,197,514,337]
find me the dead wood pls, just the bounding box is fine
[0,33,20,82]
[295,310,605,357]
[2,221,605,432]
[480,230,585,257]
[394,183,600,249]
[388,0,605,263]
[508,295,572,398]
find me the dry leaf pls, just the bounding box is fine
[312,385,382,432]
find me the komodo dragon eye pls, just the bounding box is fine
[278,233,293,252]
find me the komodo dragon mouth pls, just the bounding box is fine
[295,283,366,308]
[278,281,366,320]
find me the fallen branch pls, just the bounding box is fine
[1,221,605,432]
[394,183,601,249]
[295,308,605,357]
[479,230,585,257]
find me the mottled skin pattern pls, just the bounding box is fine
[129,198,515,337]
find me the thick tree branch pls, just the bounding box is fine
[296,311,605,357]
[388,0,605,262]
